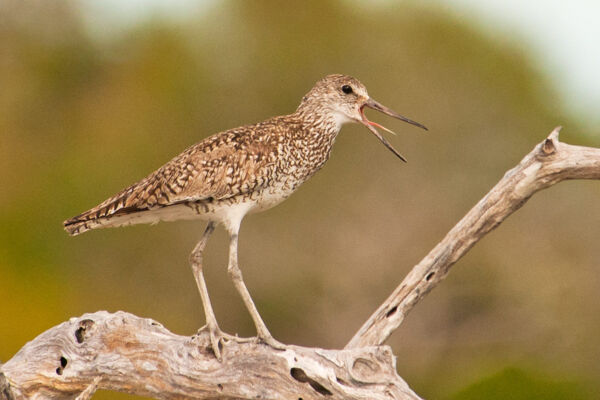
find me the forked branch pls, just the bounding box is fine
[2,128,599,399]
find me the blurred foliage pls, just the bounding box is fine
[450,367,589,400]
[1,1,599,399]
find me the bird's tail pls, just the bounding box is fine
[63,206,146,236]
[63,169,194,235]
[63,215,103,236]
[63,187,140,236]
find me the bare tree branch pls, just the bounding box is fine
[2,128,599,399]
[346,127,600,348]
[0,311,419,400]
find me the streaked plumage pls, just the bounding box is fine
[64,114,331,235]
[64,74,426,359]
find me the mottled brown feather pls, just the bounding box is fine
[64,74,377,236]
[64,123,284,233]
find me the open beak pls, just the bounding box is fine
[360,98,427,162]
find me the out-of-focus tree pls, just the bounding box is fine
[1,1,598,398]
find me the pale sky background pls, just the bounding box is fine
[434,0,600,132]
[79,0,600,132]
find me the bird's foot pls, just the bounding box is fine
[195,325,255,361]
[196,324,228,361]
[256,332,286,351]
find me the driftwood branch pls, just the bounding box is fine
[0,312,417,399]
[346,127,600,348]
[2,128,599,399]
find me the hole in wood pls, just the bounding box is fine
[425,271,435,281]
[56,357,67,375]
[542,138,556,155]
[291,367,307,382]
[75,319,95,344]
[290,368,332,396]
[386,306,398,318]
[336,377,348,386]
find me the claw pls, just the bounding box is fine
[196,325,258,361]
[257,333,286,351]
[207,325,223,361]
[196,324,225,361]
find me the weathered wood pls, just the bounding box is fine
[2,128,599,399]
[346,127,600,348]
[0,311,419,399]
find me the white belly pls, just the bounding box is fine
[95,185,296,235]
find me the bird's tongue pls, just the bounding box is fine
[364,118,397,136]
[359,106,407,162]
[360,106,399,136]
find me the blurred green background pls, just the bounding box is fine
[1,1,599,399]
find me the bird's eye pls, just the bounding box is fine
[341,85,353,94]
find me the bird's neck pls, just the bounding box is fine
[288,102,345,172]
[294,101,343,140]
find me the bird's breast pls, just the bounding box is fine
[250,183,296,213]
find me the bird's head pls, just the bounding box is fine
[299,74,427,162]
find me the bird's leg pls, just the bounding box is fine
[227,233,285,350]
[190,221,226,360]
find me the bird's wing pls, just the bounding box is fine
[162,132,278,204]
[64,128,279,227]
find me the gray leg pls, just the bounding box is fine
[190,222,223,359]
[227,233,284,349]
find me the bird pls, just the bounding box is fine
[63,74,427,359]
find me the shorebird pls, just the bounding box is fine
[64,74,426,359]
